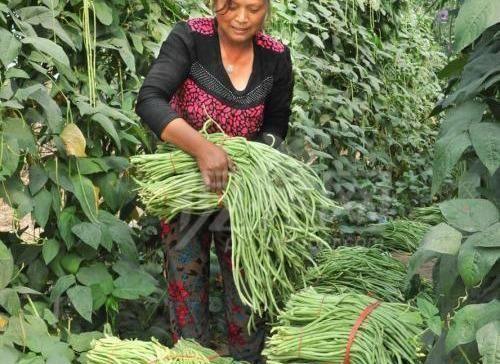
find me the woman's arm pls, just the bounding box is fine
[135,22,192,138]
[135,23,232,192]
[259,46,294,146]
[161,118,233,192]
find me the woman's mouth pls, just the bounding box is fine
[232,27,249,34]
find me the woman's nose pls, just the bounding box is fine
[235,8,249,23]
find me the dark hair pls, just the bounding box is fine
[211,0,272,21]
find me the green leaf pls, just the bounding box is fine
[26,87,63,133]
[458,224,500,287]
[92,114,121,150]
[42,341,74,362]
[70,174,98,222]
[0,29,21,67]
[440,199,499,232]
[71,222,101,249]
[113,272,156,299]
[454,0,500,52]
[469,122,500,175]
[476,321,500,364]
[76,263,113,295]
[21,36,70,67]
[42,308,58,326]
[57,207,79,249]
[306,33,325,49]
[0,288,20,315]
[110,38,135,73]
[42,239,60,265]
[32,188,52,228]
[439,101,486,139]
[68,331,104,352]
[0,178,33,218]
[18,6,75,50]
[446,300,500,352]
[0,135,19,179]
[0,242,14,290]
[130,33,143,54]
[93,0,113,25]
[90,284,107,310]
[3,117,36,154]
[49,275,75,302]
[98,211,137,258]
[67,285,92,322]
[28,165,48,195]
[458,161,482,199]
[60,254,83,275]
[0,345,20,364]
[438,54,469,79]
[407,223,462,279]
[431,133,471,195]
[45,160,74,192]
[96,173,134,212]
[5,68,30,80]
[76,158,109,175]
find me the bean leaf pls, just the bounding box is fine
[440,199,499,232]
[67,285,93,323]
[476,321,500,364]
[446,300,500,353]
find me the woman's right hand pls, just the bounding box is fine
[196,141,234,192]
[160,118,234,192]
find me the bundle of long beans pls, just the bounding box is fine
[131,129,341,322]
[86,336,243,363]
[263,289,424,364]
[364,219,430,252]
[304,246,407,302]
[410,205,444,225]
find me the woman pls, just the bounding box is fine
[135,0,293,362]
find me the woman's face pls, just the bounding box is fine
[215,0,268,44]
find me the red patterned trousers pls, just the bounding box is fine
[162,210,266,363]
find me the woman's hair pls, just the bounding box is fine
[211,0,272,21]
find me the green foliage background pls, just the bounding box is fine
[0,0,449,362]
[406,1,500,362]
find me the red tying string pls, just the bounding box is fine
[343,301,381,364]
[296,327,305,359]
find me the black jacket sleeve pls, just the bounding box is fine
[259,46,294,145]
[135,22,194,138]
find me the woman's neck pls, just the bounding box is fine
[218,30,254,53]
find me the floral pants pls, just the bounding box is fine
[162,210,266,363]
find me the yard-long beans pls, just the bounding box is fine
[86,337,243,363]
[365,219,430,252]
[410,205,444,225]
[131,130,341,324]
[304,246,407,302]
[263,288,424,364]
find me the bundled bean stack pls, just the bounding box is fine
[131,132,341,320]
[365,219,430,252]
[410,205,444,225]
[263,289,424,364]
[304,246,407,301]
[86,337,243,363]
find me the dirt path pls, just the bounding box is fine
[0,200,13,232]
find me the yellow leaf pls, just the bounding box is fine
[0,314,8,331]
[60,123,86,157]
[93,185,100,208]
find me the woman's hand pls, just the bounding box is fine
[196,141,234,192]
[160,118,234,192]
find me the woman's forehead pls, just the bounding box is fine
[218,0,267,6]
